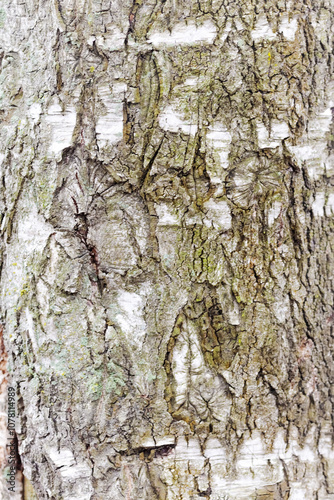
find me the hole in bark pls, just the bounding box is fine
[199,487,212,497]
[153,444,175,457]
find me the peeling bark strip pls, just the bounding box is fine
[0,0,334,498]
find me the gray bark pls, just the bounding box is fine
[1,0,334,498]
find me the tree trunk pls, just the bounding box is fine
[1,0,334,498]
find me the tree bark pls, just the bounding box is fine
[1,0,334,498]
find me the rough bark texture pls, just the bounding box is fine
[1,0,334,498]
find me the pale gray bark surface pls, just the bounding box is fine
[0,0,334,499]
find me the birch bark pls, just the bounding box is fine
[0,0,334,499]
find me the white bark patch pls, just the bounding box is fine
[49,235,59,278]
[251,16,276,41]
[184,77,200,87]
[220,20,232,43]
[289,105,333,179]
[206,124,232,179]
[155,203,181,226]
[279,16,298,41]
[17,208,53,256]
[200,431,322,499]
[308,107,332,138]
[148,20,217,47]
[222,442,283,497]
[59,462,91,480]
[175,436,203,460]
[49,448,75,468]
[159,105,198,135]
[312,192,325,217]
[290,144,327,179]
[273,295,290,323]
[268,201,282,225]
[2,207,52,309]
[272,121,290,140]
[293,444,316,462]
[288,487,310,500]
[257,121,289,148]
[36,279,49,321]
[133,428,332,499]
[204,437,227,460]
[116,291,147,347]
[291,145,316,160]
[171,323,231,423]
[24,308,38,352]
[257,123,277,148]
[28,102,42,124]
[238,433,274,465]
[172,332,190,407]
[48,448,92,499]
[311,8,331,45]
[177,431,286,499]
[203,199,232,231]
[95,27,126,51]
[96,101,123,146]
[96,84,126,148]
[228,304,240,325]
[325,193,334,216]
[319,423,334,460]
[45,100,76,157]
